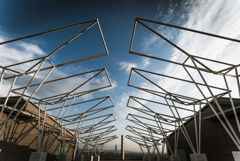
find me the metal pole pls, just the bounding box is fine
[40,105,47,152]
[223,74,240,133]
[198,103,201,154]
[0,60,54,138]
[91,136,101,156]
[63,121,67,154]
[184,64,240,149]
[193,105,199,154]
[142,136,150,157]
[80,128,94,156]
[165,97,196,153]
[66,115,87,153]
[174,122,177,155]
[155,116,173,155]
[0,76,17,119]
[61,121,64,153]
[139,144,144,155]
[189,59,240,147]
[41,95,74,151]
[37,101,41,152]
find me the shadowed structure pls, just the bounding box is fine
[0,97,75,161]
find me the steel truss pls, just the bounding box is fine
[126,92,204,154]
[0,18,118,159]
[37,94,114,153]
[128,17,240,156]
[126,113,165,156]
[74,114,118,157]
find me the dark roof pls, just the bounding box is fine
[168,97,240,137]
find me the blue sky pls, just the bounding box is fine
[1,0,240,152]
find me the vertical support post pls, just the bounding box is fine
[161,142,165,154]
[80,128,94,156]
[121,135,125,160]
[37,101,41,152]
[98,143,105,156]
[61,121,64,153]
[193,105,199,154]
[139,145,144,156]
[198,103,201,154]
[63,121,67,154]
[40,104,47,152]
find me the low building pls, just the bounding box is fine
[0,96,76,161]
[167,97,240,161]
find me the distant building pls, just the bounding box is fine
[115,145,117,153]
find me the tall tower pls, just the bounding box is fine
[115,145,117,153]
[121,135,125,160]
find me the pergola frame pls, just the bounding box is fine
[74,114,117,157]
[24,69,113,153]
[126,114,165,156]
[126,125,162,156]
[0,18,110,143]
[125,135,151,156]
[0,18,119,161]
[38,96,115,153]
[126,94,203,154]
[128,17,240,153]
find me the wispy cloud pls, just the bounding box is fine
[137,0,240,101]
[141,57,150,68]
[114,90,154,118]
[117,0,240,119]
[0,34,116,101]
[151,0,240,114]
[100,79,117,92]
[118,57,151,73]
[118,61,137,73]
[0,36,45,68]
[114,80,157,118]
[162,0,240,98]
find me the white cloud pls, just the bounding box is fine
[164,0,240,97]
[100,79,117,92]
[0,36,46,72]
[137,0,240,101]
[149,0,240,120]
[118,58,150,73]
[118,61,137,72]
[16,42,45,56]
[0,35,47,97]
[141,57,150,68]
[120,0,240,124]
[0,34,116,102]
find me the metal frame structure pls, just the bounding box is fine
[0,18,109,140]
[0,18,119,161]
[126,126,161,156]
[75,114,118,157]
[126,90,205,155]
[126,113,164,157]
[54,97,115,156]
[33,79,115,156]
[128,17,240,159]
